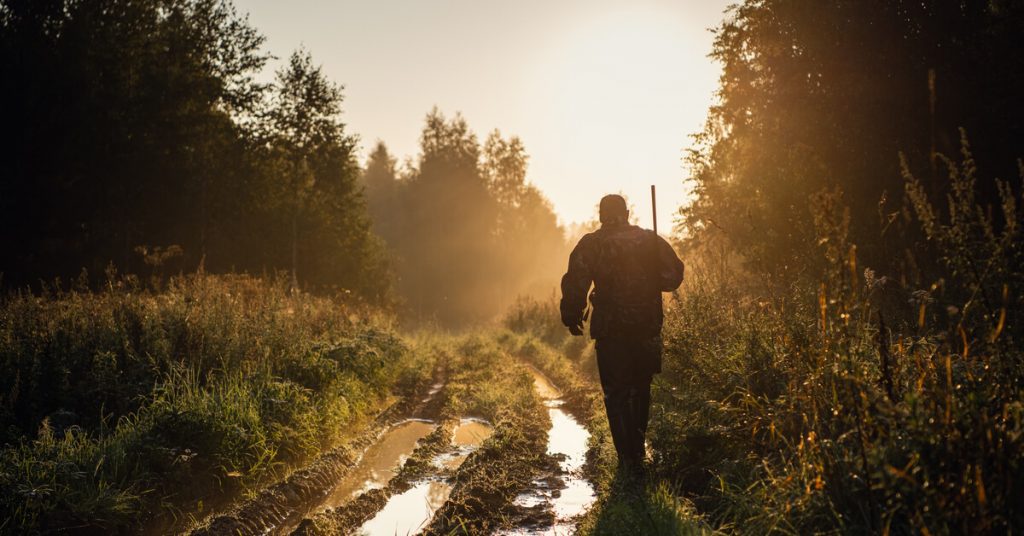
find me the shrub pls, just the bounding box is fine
[503,295,568,348]
[0,273,411,533]
[653,139,1024,533]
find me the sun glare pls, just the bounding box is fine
[523,7,718,231]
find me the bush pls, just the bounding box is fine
[653,140,1024,533]
[0,273,412,534]
[503,295,568,348]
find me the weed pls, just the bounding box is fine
[0,273,413,534]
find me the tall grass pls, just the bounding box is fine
[0,273,416,534]
[502,294,592,365]
[504,137,1023,533]
[651,138,1023,533]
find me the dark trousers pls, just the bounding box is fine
[595,337,657,465]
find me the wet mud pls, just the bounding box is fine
[321,419,436,507]
[293,412,499,535]
[497,365,597,535]
[188,373,446,536]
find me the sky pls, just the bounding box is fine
[234,0,732,232]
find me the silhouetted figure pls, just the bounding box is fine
[560,194,684,473]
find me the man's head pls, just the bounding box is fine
[599,194,629,225]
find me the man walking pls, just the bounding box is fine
[560,194,684,474]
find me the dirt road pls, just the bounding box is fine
[185,333,608,536]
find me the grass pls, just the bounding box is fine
[0,273,421,534]
[2,139,1019,535]
[495,329,712,535]
[501,141,1024,534]
[297,331,550,535]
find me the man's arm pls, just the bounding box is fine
[560,236,594,336]
[655,234,685,292]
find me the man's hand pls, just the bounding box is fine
[567,321,584,336]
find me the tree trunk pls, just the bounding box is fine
[291,210,299,291]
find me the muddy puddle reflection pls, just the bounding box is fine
[526,365,563,401]
[435,418,495,470]
[508,365,597,535]
[322,419,436,507]
[359,418,492,534]
[422,382,444,403]
[356,479,452,536]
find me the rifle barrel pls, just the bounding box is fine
[651,184,658,235]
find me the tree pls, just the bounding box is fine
[391,109,493,322]
[483,130,567,302]
[0,0,268,283]
[367,115,567,324]
[258,50,385,295]
[682,0,1024,284]
[483,130,529,208]
[362,141,403,243]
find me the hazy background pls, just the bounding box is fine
[235,0,731,231]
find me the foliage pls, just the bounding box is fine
[0,273,414,534]
[0,0,388,299]
[502,295,567,349]
[257,50,388,297]
[0,0,265,281]
[362,112,568,325]
[672,2,1024,529]
[652,144,1023,533]
[683,0,1024,280]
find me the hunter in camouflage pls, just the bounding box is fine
[560,194,684,472]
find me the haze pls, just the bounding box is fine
[235,0,731,231]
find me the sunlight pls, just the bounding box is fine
[524,7,718,230]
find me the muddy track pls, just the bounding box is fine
[293,384,533,534]
[186,367,448,536]
[292,416,457,534]
[194,342,606,536]
[290,349,559,536]
[422,390,549,534]
[414,359,601,536]
[492,363,600,535]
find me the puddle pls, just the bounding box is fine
[453,418,494,446]
[525,365,563,402]
[422,382,444,403]
[434,418,494,470]
[503,365,597,535]
[552,476,595,519]
[321,419,436,507]
[356,479,452,536]
[546,409,588,470]
[535,407,596,527]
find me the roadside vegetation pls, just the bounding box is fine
[0,273,419,534]
[3,1,1023,535]
[497,328,711,536]
[652,147,1022,534]
[296,332,550,535]
[504,141,1023,534]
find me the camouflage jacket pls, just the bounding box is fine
[560,222,684,340]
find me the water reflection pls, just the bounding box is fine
[357,480,452,536]
[525,365,563,401]
[504,364,596,534]
[435,418,494,470]
[454,418,494,446]
[323,420,435,507]
[546,409,587,469]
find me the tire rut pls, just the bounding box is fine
[185,367,447,536]
[495,364,598,535]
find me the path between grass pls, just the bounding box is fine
[188,330,717,536]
